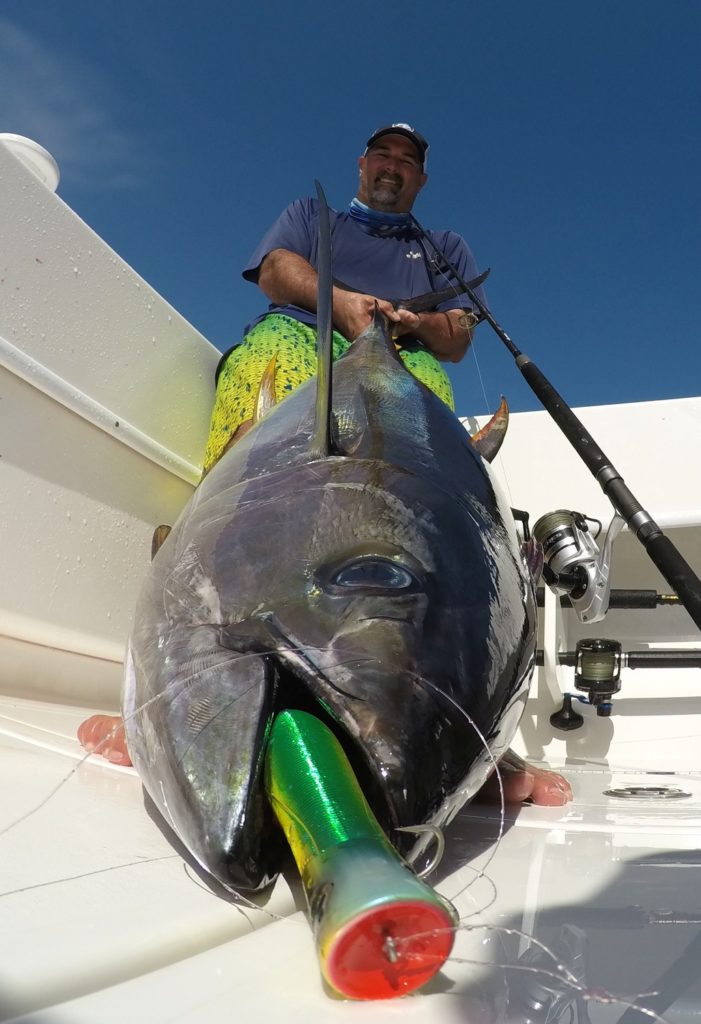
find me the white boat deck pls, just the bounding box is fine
[2,137,700,1022]
[3,682,701,1022]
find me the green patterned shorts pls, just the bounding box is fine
[202,314,455,473]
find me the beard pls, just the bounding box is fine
[367,176,402,210]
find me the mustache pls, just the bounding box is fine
[374,172,402,187]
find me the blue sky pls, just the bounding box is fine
[1,1,699,416]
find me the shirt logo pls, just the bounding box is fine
[406,251,422,259]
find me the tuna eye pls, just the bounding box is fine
[330,559,416,590]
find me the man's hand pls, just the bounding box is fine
[389,308,422,339]
[258,250,401,341]
[332,289,420,342]
[257,248,473,361]
[411,308,474,362]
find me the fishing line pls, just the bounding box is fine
[395,920,669,1023]
[5,679,647,1014]
[179,859,269,934]
[418,948,667,1024]
[0,855,179,900]
[414,212,701,628]
[152,645,503,935]
[0,642,394,935]
[0,673,309,930]
[1,642,549,992]
[412,223,518,508]
[0,703,148,839]
[0,646,281,839]
[399,924,578,987]
[404,670,508,903]
[183,862,303,928]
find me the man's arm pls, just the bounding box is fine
[257,248,318,309]
[258,247,476,360]
[404,308,477,363]
[258,248,413,342]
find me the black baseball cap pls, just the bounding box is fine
[364,123,429,169]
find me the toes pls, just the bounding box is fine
[106,744,132,766]
[77,715,132,766]
[77,714,112,751]
[529,769,573,806]
[500,765,536,803]
[474,762,535,804]
[475,756,573,807]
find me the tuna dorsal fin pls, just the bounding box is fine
[470,396,509,462]
[309,180,334,460]
[253,354,277,423]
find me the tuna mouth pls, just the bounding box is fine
[268,667,391,825]
[219,616,396,838]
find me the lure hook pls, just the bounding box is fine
[395,823,446,877]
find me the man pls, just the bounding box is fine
[201,123,485,472]
[78,124,571,807]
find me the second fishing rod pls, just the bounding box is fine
[409,213,701,633]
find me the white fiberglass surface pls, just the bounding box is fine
[2,695,701,1024]
[0,698,297,1020]
[3,134,700,1023]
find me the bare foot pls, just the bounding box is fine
[77,715,132,767]
[75,721,570,805]
[477,749,572,806]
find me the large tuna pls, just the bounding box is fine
[123,297,537,893]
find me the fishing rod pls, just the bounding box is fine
[409,213,701,633]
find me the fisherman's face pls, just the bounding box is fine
[357,135,427,213]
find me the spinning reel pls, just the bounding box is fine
[533,509,625,625]
[533,508,624,726]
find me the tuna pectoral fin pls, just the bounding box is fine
[148,629,279,891]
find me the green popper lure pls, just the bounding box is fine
[264,709,458,1000]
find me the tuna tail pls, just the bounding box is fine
[310,180,335,460]
[332,267,491,314]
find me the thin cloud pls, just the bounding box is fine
[0,17,149,189]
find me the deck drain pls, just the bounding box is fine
[604,785,692,800]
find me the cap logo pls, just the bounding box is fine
[391,122,415,131]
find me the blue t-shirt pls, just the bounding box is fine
[242,197,486,335]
